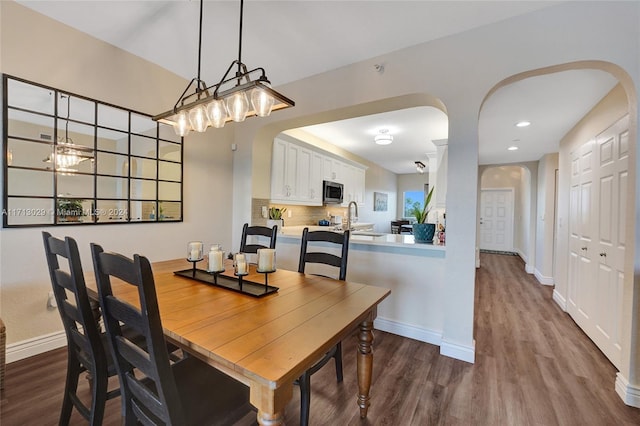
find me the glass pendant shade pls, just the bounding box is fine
[225,91,249,122]
[250,87,275,117]
[189,105,209,132]
[206,100,228,128]
[173,111,191,137]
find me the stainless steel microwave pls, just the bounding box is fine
[323,180,344,204]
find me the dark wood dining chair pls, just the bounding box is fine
[239,222,277,254]
[90,243,254,426]
[296,228,350,426]
[42,231,117,425]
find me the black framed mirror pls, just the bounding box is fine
[2,75,183,227]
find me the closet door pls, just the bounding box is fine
[568,140,597,336]
[567,114,628,370]
[591,115,628,369]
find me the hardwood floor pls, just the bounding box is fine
[1,253,639,425]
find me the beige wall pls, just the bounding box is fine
[397,173,430,219]
[535,153,559,283]
[0,2,235,345]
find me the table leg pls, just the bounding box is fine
[250,382,292,426]
[357,318,374,418]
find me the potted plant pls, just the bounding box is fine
[409,187,435,243]
[266,207,286,231]
[57,198,85,222]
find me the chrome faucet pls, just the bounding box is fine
[346,201,358,231]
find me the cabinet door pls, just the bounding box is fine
[322,156,334,181]
[296,147,313,204]
[341,163,354,206]
[353,166,366,205]
[270,138,288,200]
[310,152,323,204]
[285,143,300,200]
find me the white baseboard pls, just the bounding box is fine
[516,248,528,263]
[616,373,640,407]
[374,317,475,364]
[534,268,554,285]
[525,263,534,274]
[552,289,567,311]
[374,317,441,346]
[440,338,475,364]
[6,330,66,363]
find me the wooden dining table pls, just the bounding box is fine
[88,258,390,425]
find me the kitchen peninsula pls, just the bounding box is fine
[276,226,446,351]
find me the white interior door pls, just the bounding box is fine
[480,189,514,252]
[567,115,628,370]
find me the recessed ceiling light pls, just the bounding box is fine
[508,146,519,151]
[515,121,531,128]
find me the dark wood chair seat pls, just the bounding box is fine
[296,228,350,426]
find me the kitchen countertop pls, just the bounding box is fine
[280,225,445,251]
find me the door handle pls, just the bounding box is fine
[581,247,587,251]
[599,252,607,257]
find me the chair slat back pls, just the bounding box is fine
[91,243,184,426]
[298,229,350,281]
[240,223,277,254]
[42,232,106,373]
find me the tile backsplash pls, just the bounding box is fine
[251,198,348,227]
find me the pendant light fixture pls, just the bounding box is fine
[415,161,425,174]
[153,0,295,135]
[374,129,393,145]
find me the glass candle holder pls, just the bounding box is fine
[256,248,276,273]
[187,241,203,261]
[233,252,248,275]
[207,244,225,273]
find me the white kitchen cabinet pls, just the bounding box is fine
[271,137,323,205]
[340,164,366,207]
[352,166,366,205]
[270,138,289,200]
[271,135,366,207]
[309,151,323,204]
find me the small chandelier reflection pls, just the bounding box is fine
[43,95,94,173]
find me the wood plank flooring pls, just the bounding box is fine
[2,253,639,425]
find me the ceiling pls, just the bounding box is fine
[17,1,619,174]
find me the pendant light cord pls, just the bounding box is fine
[236,0,244,79]
[196,0,204,90]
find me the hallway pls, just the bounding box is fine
[1,253,639,425]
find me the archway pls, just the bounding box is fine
[478,60,638,406]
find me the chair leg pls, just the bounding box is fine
[59,358,81,426]
[89,367,108,426]
[334,341,343,383]
[299,372,311,426]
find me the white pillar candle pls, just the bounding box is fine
[257,249,276,272]
[208,249,224,272]
[236,259,247,275]
[187,241,203,261]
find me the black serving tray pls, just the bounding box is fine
[174,268,278,298]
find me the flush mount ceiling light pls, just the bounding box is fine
[515,120,531,127]
[507,146,519,151]
[374,129,393,145]
[43,95,94,172]
[415,161,426,173]
[153,0,294,136]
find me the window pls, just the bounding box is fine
[2,75,183,227]
[402,184,429,219]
